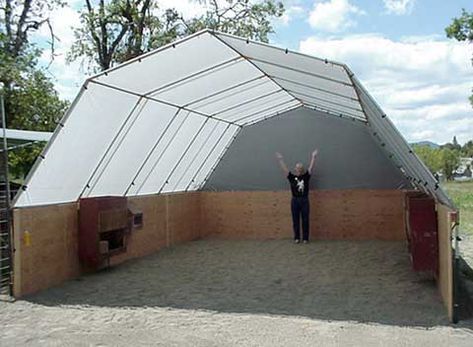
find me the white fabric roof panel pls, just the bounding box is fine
[245,60,357,99]
[13,29,453,208]
[84,100,178,197]
[191,79,281,116]
[94,32,240,95]
[278,79,361,110]
[149,59,262,106]
[169,121,232,192]
[214,33,351,84]
[16,83,139,206]
[238,100,302,126]
[124,110,204,195]
[134,113,208,195]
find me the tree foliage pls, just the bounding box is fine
[446,8,473,106]
[412,144,443,174]
[7,70,69,131]
[462,140,473,157]
[441,147,460,180]
[1,0,65,59]
[446,8,473,42]
[413,136,473,181]
[183,0,284,42]
[1,0,69,179]
[8,142,44,180]
[68,0,285,72]
[1,0,68,124]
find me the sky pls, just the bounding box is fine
[34,0,473,145]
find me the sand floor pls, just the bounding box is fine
[1,239,473,346]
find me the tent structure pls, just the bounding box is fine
[8,29,461,322]
[13,29,452,209]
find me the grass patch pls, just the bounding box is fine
[442,181,473,235]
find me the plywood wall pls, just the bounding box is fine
[436,203,454,321]
[201,190,406,240]
[166,192,202,245]
[110,192,202,266]
[13,202,80,297]
[12,192,202,297]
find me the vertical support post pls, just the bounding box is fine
[452,211,460,323]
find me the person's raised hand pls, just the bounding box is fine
[275,152,283,160]
[312,149,319,158]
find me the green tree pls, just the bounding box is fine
[461,140,473,157]
[441,147,460,180]
[1,0,69,179]
[446,9,473,106]
[414,143,463,180]
[8,142,44,180]
[183,0,284,42]
[1,0,66,124]
[68,0,284,72]
[4,68,69,179]
[412,144,443,174]
[7,70,69,132]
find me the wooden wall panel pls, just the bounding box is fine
[13,202,80,297]
[167,192,202,245]
[201,190,406,240]
[436,203,454,321]
[109,195,167,266]
[13,192,203,297]
[201,191,291,239]
[312,190,405,240]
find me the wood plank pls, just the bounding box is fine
[201,190,405,240]
[436,203,454,321]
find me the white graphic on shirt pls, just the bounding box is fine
[296,177,304,192]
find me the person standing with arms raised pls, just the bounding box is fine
[276,150,318,244]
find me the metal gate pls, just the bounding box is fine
[0,94,12,296]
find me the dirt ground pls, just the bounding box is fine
[461,234,473,267]
[1,239,473,346]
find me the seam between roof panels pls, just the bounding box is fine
[211,30,346,68]
[88,79,242,128]
[208,31,302,124]
[242,56,353,87]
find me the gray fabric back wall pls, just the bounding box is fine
[203,107,411,191]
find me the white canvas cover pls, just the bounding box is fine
[13,29,453,208]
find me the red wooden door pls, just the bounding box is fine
[407,196,439,274]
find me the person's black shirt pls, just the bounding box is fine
[287,172,310,198]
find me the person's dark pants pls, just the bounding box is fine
[291,196,310,241]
